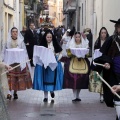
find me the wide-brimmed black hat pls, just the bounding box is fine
[110,18,120,24]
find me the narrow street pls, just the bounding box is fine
[8,89,116,120]
[0,0,120,120]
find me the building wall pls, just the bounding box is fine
[62,0,68,29]
[19,0,25,31]
[76,0,120,40]
[0,0,24,56]
[102,0,120,35]
[3,4,14,41]
[4,0,14,8]
[48,0,63,27]
[86,0,120,38]
[48,0,58,27]
[14,0,20,29]
[2,0,21,43]
[0,0,4,55]
[79,0,87,31]
[56,0,63,26]
[0,0,15,56]
[63,0,78,29]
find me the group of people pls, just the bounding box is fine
[1,18,120,120]
[20,23,67,67]
[91,19,120,120]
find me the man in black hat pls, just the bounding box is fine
[94,18,120,120]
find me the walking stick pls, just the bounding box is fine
[1,59,31,76]
[96,72,120,99]
[93,61,105,67]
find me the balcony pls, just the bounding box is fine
[42,10,49,15]
[65,0,76,12]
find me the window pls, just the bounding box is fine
[59,13,60,21]
[54,12,56,17]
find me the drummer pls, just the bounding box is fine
[2,27,32,100]
[61,31,90,102]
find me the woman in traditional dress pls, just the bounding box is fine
[2,27,32,100]
[0,62,11,120]
[62,32,90,102]
[61,29,71,57]
[33,30,63,102]
[89,27,109,103]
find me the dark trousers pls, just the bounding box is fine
[26,45,34,66]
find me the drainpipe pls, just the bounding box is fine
[101,0,103,27]
[75,0,78,31]
[92,0,96,59]
[19,0,24,30]
[0,0,3,53]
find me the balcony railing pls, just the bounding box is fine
[42,10,49,15]
[64,0,76,12]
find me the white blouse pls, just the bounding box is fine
[11,39,18,48]
[48,42,55,53]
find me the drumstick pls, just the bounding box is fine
[96,72,120,99]
[1,59,31,76]
[93,61,105,67]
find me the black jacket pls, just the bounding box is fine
[93,35,120,107]
[24,29,38,46]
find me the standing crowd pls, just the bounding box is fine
[1,19,120,120]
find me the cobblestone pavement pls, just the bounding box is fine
[7,89,116,120]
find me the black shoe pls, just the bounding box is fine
[7,94,12,100]
[43,98,48,102]
[13,94,18,99]
[100,99,104,103]
[72,98,81,102]
[72,99,77,102]
[50,92,55,98]
[31,64,35,67]
[51,100,55,103]
[76,98,81,101]
[116,116,119,120]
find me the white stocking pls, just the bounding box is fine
[114,101,120,119]
[44,91,48,99]
[76,89,81,99]
[50,91,54,94]
[73,89,77,99]
[8,90,14,95]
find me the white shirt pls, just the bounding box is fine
[30,29,34,34]
[101,40,105,47]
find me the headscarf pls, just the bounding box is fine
[6,27,24,48]
[1,27,32,75]
[94,27,109,50]
[40,30,62,53]
[62,29,71,39]
[67,32,89,49]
